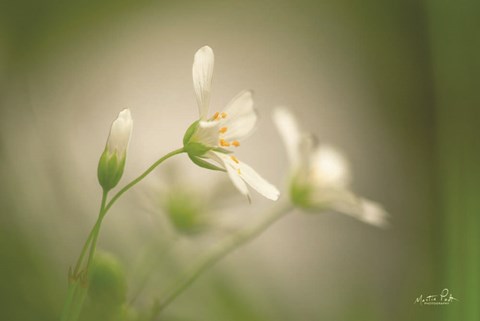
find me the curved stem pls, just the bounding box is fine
[104,147,185,214]
[149,200,294,320]
[61,147,184,321]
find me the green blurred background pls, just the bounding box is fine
[1,0,478,320]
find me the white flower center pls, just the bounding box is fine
[310,146,350,189]
[205,111,241,149]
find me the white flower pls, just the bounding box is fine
[98,109,133,191]
[273,107,388,227]
[184,46,279,201]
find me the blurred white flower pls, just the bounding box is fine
[273,107,388,228]
[98,109,133,191]
[183,46,279,201]
[138,163,256,239]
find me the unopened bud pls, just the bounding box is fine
[97,109,132,191]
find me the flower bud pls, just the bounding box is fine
[88,252,127,307]
[164,188,208,235]
[98,109,133,192]
[83,252,127,321]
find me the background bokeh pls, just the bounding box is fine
[1,0,478,320]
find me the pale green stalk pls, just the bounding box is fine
[104,148,185,214]
[149,200,293,320]
[61,191,107,321]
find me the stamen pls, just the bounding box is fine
[219,139,230,147]
[232,140,240,147]
[221,112,228,119]
[212,112,220,120]
[219,127,228,134]
[230,156,239,164]
[237,169,241,175]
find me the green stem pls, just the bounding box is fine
[60,283,77,321]
[66,282,88,321]
[72,228,96,277]
[60,191,107,321]
[72,191,108,278]
[85,190,108,274]
[61,147,185,321]
[149,200,293,320]
[104,147,185,214]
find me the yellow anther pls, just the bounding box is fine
[219,127,228,134]
[219,139,230,147]
[237,169,241,175]
[212,112,220,120]
[232,140,240,147]
[230,155,239,164]
[221,112,228,119]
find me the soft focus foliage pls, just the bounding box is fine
[163,188,209,235]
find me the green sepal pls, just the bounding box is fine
[212,147,232,154]
[184,142,212,157]
[289,180,326,213]
[183,120,199,145]
[183,120,216,157]
[290,176,313,209]
[183,119,226,172]
[97,150,126,192]
[188,154,225,172]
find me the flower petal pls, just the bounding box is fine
[272,107,301,165]
[192,46,214,120]
[223,90,254,117]
[236,160,280,201]
[330,195,389,228]
[107,109,133,156]
[210,152,250,198]
[193,121,220,146]
[221,90,257,141]
[310,145,351,189]
[358,198,389,228]
[214,152,279,201]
